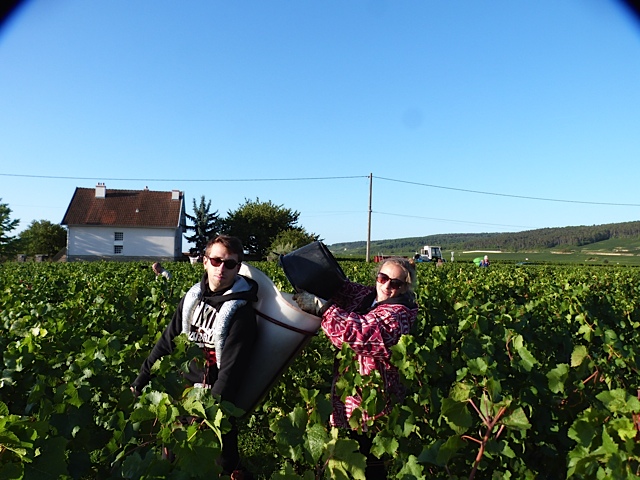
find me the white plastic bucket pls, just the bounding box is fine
[234,263,322,413]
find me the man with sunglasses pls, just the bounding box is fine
[131,235,258,478]
[294,256,418,479]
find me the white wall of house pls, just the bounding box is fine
[67,226,182,260]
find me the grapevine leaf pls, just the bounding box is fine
[609,417,636,442]
[300,387,320,404]
[501,407,531,431]
[450,382,473,402]
[577,323,592,342]
[591,427,617,456]
[486,377,502,401]
[288,407,307,431]
[306,422,328,464]
[499,441,516,459]
[514,341,538,372]
[0,431,24,452]
[370,433,398,457]
[309,394,333,425]
[441,398,473,433]
[400,412,417,437]
[547,364,569,394]
[569,416,597,447]
[130,404,159,423]
[272,406,308,462]
[391,335,408,358]
[571,345,589,367]
[145,390,169,407]
[326,437,366,480]
[419,436,466,466]
[417,440,444,465]
[566,444,592,476]
[467,357,488,375]
[396,454,424,479]
[172,432,222,477]
[182,397,207,419]
[596,389,640,414]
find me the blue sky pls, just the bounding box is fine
[2,0,640,248]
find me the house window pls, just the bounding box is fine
[114,232,124,241]
[114,245,123,255]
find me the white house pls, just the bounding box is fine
[61,183,185,262]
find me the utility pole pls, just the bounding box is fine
[366,173,372,262]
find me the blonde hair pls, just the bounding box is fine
[377,257,416,297]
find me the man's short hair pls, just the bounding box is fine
[205,235,245,263]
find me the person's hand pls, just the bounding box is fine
[130,386,139,398]
[293,291,326,317]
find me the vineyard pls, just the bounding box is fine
[2,260,640,479]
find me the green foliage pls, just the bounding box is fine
[266,229,320,261]
[566,389,640,478]
[184,196,222,256]
[0,199,20,260]
[17,220,67,257]
[223,198,304,259]
[3,261,640,478]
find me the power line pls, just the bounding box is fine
[3,171,639,207]
[375,175,640,207]
[0,173,368,182]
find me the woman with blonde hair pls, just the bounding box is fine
[294,256,418,478]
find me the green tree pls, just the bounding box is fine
[266,228,320,261]
[184,196,221,257]
[223,198,307,259]
[18,220,67,257]
[0,199,20,260]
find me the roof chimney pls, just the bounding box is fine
[95,182,106,199]
[171,189,180,201]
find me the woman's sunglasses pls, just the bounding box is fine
[376,272,406,289]
[204,256,240,269]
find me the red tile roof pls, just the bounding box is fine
[61,187,184,228]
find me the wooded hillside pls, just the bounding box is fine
[330,220,640,256]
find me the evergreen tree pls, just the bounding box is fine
[184,196,221,258]
[0,199,20,260]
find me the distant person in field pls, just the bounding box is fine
[479,255,490,267]
[152,262,172,280]
[133,236,258,479]
[293,256,418,479]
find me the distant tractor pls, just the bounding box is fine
[417,245,444,262]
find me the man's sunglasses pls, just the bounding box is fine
[204,256,240,269]
[376,272,406,289]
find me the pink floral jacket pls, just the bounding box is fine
[320,280,418,428]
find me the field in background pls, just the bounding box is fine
[335,237,640,266]
[331,223,640,266]
[452,250,640,266]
